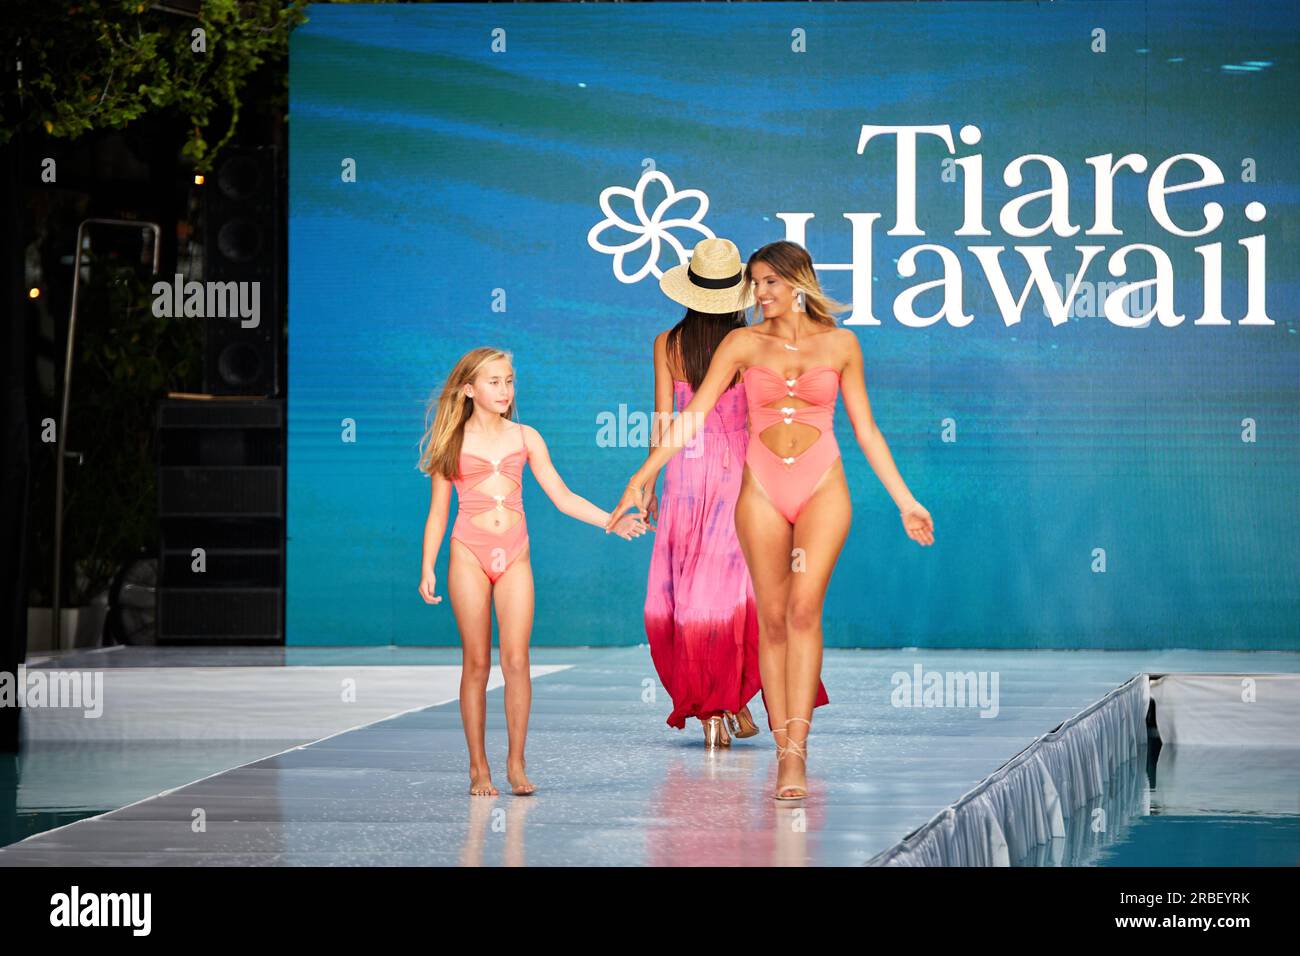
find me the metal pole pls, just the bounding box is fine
[53,219,161,651]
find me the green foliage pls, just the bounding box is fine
[1,0,310,170]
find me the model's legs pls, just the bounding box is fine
[449,538,497,796]
[493,546,536,794]
[735,466,795,766]
[782,463,851,795]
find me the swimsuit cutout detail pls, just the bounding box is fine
[741,365,842,524]
[450,423,530,583]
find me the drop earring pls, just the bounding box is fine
[795,289,806,312]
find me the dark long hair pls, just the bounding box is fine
[666,308,749,392]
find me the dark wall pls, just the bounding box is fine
[1,134,27,752]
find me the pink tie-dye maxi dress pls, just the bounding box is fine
[644,378,829,729]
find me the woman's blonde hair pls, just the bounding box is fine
[416,347,516,479]
[743,240,850,328]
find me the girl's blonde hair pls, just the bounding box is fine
[416,347,517,479]
[743,240,850,329]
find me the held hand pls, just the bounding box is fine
[610,512,650,540]
[636,486,658,532]
[900,501,935,547]
[604,481,645,532]
[418,568,442,604]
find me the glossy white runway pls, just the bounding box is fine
[1,646,1295,865]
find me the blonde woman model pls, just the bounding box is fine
[607,241,934,801]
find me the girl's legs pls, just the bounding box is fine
[449,539,497,795]
[782,466,851,794]
[492,548,536,794]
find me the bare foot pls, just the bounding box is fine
[469,770,499,797]
[506,763,536,796]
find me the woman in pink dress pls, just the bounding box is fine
[642,238,827,749]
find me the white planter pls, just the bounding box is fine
[26,605,108,653]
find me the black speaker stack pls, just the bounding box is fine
[156,399,284,644]
[201,145,283,397]
[153,144,286,644]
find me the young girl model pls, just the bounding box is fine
[608,241,935,802]
[418,347,648,797]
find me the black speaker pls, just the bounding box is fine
[202,146,282,397]
[156,397,285,644]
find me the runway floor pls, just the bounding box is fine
[1,645,1296,866]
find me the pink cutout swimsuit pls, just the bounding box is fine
[450,423,530,583]
[741,365,842,524]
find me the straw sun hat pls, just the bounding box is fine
[658,237,756,314]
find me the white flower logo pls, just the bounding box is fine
[586,170,714,284]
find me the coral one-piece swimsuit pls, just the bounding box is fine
[450,422,530,583]
[740,364,842,524]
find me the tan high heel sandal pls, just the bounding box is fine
[772,717,811,801]
[724,706,760,739]
[702,715,732,750]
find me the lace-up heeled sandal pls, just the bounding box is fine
[772,716,810,801]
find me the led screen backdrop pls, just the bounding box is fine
[287,1,1298,648]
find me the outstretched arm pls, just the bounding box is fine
[645,330,675,520]
[837,330,934,546]
[604,327,748,529]
[524,424,647,539]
